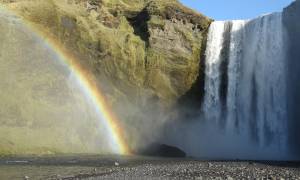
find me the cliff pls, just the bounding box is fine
[283,0,300,158]
[2,0,211,104]
[0,0,211,154]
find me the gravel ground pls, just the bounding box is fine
[0,155,299,179]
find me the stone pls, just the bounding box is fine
[137,143,186,157]
[226,176,234,180]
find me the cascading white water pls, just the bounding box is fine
[202,13,288,159]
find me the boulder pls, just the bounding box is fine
[138,143,186,158]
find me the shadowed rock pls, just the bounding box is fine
[138,143,186,158]
[283,0,300,159]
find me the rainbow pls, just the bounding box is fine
[0,6,131,155]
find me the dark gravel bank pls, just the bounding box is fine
[0,155,299,179]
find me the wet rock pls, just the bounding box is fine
[283,0,300,159]
[138,143,186,158]
[93,168,97,173]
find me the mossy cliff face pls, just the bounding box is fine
[0,0,211,154]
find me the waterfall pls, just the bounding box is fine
[202,13,288,159]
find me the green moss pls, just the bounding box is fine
[148,15,165,29]
[0,0,212,155]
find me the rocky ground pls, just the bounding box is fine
[0,155,299,179]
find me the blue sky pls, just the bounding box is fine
[179,0,295,20]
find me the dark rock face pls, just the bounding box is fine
[127,6,151,45]
[283,0,300,159]
[138,143,186,158]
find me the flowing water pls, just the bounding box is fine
[166,12,292,160]
[201,13,288,159]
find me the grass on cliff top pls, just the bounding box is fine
[102,0,210,20]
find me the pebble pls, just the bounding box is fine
[226,175,234,180]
